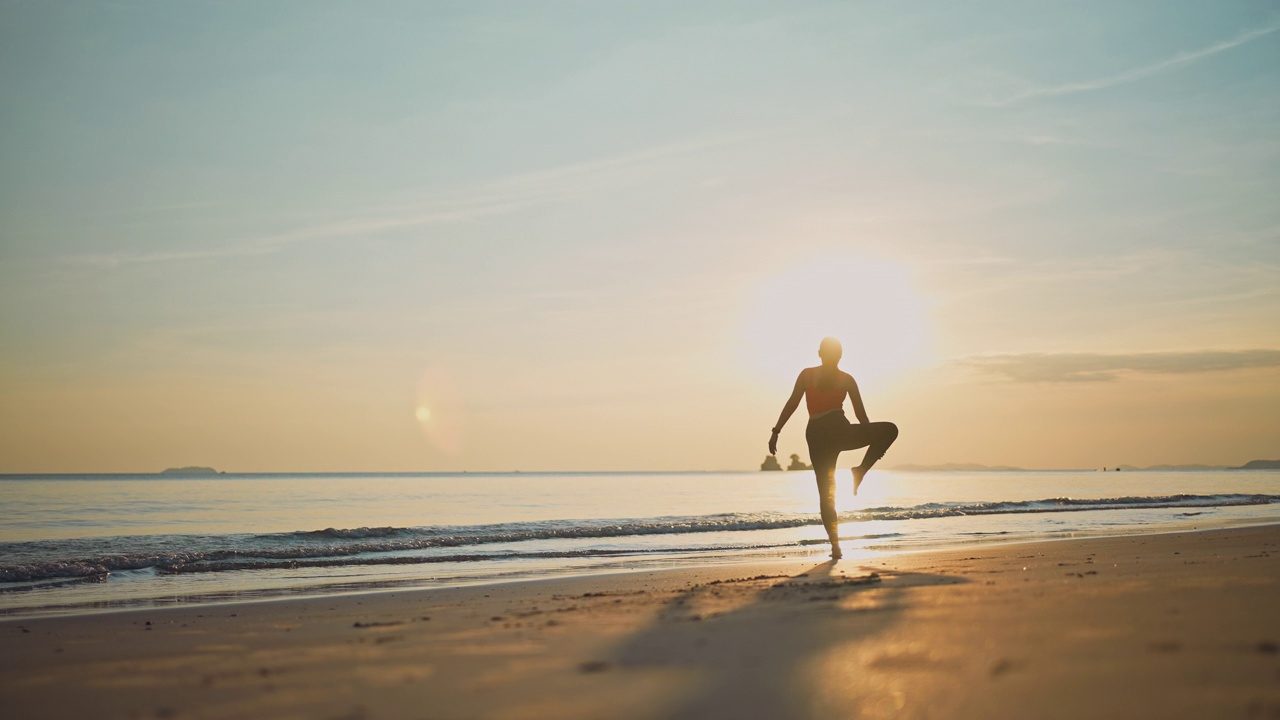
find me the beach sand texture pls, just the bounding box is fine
[3,525,1278,719]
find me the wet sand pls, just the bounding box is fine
[3,525,1279,719]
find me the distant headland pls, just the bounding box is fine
[1109,460,1280,471]
[159,466,222,476]
[1239,459,1280,470]
[889,463,1025,472]
[887,460,1280,472]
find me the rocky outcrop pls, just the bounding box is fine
[786,454,811,471]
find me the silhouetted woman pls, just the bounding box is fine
[769,337,898,559]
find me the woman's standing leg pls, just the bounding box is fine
[811,452,842,559]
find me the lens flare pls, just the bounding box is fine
[415,367,462,455]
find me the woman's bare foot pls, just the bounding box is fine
[852,467,866,495]
[830,543,843,560]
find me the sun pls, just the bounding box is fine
[739,253,932,389]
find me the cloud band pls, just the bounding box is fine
[960,349,1280,382]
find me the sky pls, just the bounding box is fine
[1,1,1278,473]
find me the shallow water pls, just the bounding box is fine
[1,469,1277,617]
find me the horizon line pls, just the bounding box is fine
[3,463,1274,477]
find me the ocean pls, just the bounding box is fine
[2,469,1278,618]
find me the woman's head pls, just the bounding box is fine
[818,336,842,366]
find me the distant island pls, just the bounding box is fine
[159,466,221,476]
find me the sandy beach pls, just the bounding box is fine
[3,524,1279,720]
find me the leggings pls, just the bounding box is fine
[805,412,898,537]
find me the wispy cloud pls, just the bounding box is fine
[960,349,1280,382]
[62,134,744,269]
[64,198,524,269]
[67,244,280,268]
[992,21,1280,106]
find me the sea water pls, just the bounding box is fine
[1,469,1278,618]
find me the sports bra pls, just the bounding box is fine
[804,367,847,416]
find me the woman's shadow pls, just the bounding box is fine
[607,560,962,719]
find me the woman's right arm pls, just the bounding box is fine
[847,376,870,424]
[769,371,807,454]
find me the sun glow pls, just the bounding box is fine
[740,254,932,389]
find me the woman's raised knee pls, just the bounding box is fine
[878,421,898,442]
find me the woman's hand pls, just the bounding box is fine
[768,429,779,455]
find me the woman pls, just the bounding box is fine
[769,337,898,559]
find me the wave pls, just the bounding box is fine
[861,493,1280,520]
[2,493,1276,583]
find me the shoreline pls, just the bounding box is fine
[5,515,1278,622]
[4,524,1279,718]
